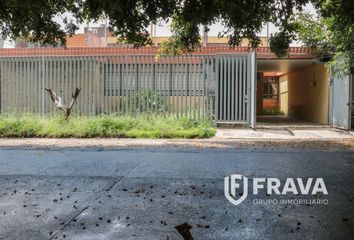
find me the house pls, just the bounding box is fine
[0,45,351,130]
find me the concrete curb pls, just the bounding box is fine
[0,138,353,151]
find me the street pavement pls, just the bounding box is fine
[0,147,353,240]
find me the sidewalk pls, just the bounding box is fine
[214,127,354,140]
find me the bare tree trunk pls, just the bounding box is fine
[45,88,81,120]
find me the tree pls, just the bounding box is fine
[0,0,82,46]
[292,1,354,74]
[316,0,354,73]
[0,0,311,51]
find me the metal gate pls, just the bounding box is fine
[215,53,256,127]
[0,49,256,127]
[329,72,351,129]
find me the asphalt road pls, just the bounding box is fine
[0,147,353,240]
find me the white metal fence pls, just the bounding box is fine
[0,51,256,125]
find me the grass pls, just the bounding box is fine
[0,114,216,139]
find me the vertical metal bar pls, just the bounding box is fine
[18,58,21,112]
[242,56,245,121]
[20,57,23,113]
[167,56,171,117]
[11,58,14,112]
[5,58,9,112]
[141,55,145,113]
[45,57,48,114]
[15,58,18,112]
[175,56,180,118]
[88,56,92,115]
[111,55,115,114]
[0,59,3,112]
[195,56,198,119]
[157,56,162,115]
[180,57,187,117]
[201,56,205,119]
[238,56,243,121]
[163,56,167,118]
[231,56,235,121]
[146,55,149,113]
[110,56,117,113]
[215,56,219,125]
[112,55,116,113]
[73,57,77,114]
[235,56,238,121]
[68,57,72,114]
[188,58,194,119]
[220,56,224,122]
[29,57,31,112]
[64,57,68,114]
[227,56,231,121]
[46,56,50,114]
[24,57,27,112]
[5,58,8,112]
[128,58,132,115]
[86,56,89,115]
[84,55,88,115]
[10,58,14,112]
[122,55,127,115]
[43,57,46,114]
[60,57,64,112]
[250,51,257,128]
[117,55,121,114]
[100,56,104,115]
[4,57,7,111]
[4,58,8,112]
[33,57,37,113]
[128,60,132,114]
[28,57,30,113]
[220,56,224,121]
[1,59,4,112]
[135,56,138,115]
[19,57,22,112]
[129,56,132,115]
[94,56,98,115]
[108,55,111,114]
[170,56,174,117]
[150,55,153,113]
[52,58,56,114]
[185,57,188,117]
[198,56,202,120]
[79,57,82,115]
[224,56,228,121]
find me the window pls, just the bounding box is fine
[263,77,279,99]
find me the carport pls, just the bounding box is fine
[256,59,330,127]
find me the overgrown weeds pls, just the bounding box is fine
[0,114,215,138]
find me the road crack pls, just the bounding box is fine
[49,176,124,240]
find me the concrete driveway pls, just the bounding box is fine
[0,146,353,240]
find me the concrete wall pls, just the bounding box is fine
[279,63,329,124]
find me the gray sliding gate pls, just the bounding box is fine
[215,53,256,127]
[0,51,256,127]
